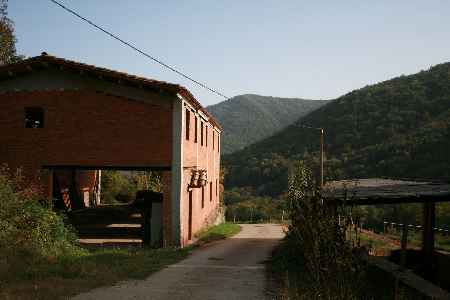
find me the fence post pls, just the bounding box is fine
[394,224,409,300]
[400,224,408,271]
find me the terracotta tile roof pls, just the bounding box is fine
[0,52,221,130]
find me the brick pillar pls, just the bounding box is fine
[161,171,172,247]
[47,169,54,204]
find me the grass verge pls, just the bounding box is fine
[0,246,190,300]
[195,222,241,243]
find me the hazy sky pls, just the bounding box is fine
[9,1,450,106]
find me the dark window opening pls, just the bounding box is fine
[25,107,44,128]
[185,109,190,140]
[210,182,212,202]
[194,116,198,143]
[201,186,205,208]
[200,121,204,146]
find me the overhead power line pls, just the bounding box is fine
[294,123,323,131]
[49,0,229,100]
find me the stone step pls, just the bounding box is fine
[74,225,142,239]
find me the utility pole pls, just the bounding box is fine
[320,128,324,189]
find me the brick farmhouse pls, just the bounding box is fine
[0,53,222,246]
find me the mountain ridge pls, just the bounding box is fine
[223,62,450,197]
[206,94,329,154]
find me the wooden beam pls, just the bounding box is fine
[41,165,171,171]
[328,194,450,205]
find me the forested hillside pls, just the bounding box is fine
[224,62,450,199]
[207,94,328,154]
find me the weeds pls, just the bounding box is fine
[276,161,367,299]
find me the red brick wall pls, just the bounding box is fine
[0,89,221,247]
[0,90,173,193]
[180,106,221,245]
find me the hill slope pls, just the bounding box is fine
[206,94,328,154]
[224,63,450,197]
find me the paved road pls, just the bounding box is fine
[73,224,285,300]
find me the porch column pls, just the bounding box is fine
[170,95,184,246]
[422,201,435,276]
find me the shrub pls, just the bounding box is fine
[0,166,84,281]
[282,161,366,299]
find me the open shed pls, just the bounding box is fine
[324,178,450,276]
[0,52,223,247]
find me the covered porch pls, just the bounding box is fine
[44,165,172,247]
[324,178,450,279]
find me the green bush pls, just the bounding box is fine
[101,171,162,204]
[0,166,85,281]
[280,161,366,299]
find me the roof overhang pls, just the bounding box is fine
[323,178,450,205]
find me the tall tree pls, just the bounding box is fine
[0,0,20,65]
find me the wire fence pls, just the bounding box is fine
[383,221,450,235]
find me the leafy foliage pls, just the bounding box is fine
[0,166,84,282]
[225,187,287,222]
[101,171,162,204]
[0,0,22,65]
[277,161,366,299]
[207,94,328,154]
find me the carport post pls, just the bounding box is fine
[142,204,152,246]
[422,201,435,276]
